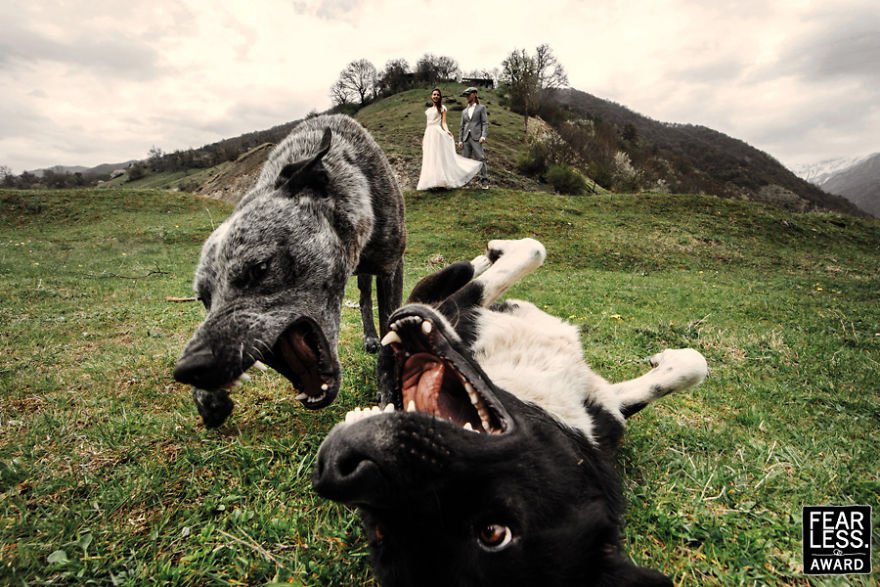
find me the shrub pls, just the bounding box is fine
[516,142,550,177]
[546,164,586,195]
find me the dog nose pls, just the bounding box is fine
[312,425,392,506]
[173,339,221,388]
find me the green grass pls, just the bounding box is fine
[356,85,543,190]
[1,188,878,585]
[106,166,224,191]
[109,85,542,193]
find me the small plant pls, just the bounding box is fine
[612,150,644,192]
[546,164,586,195]
[516,142,550,177]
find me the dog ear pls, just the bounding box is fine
[274,127,333,196]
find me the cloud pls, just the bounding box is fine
[0,7,163,79]
[774,4,880,83]
[0,0,877,172]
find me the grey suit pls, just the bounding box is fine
[459,103,489,184]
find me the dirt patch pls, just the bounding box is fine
[197,143,273,204]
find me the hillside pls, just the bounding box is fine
[548,89,863,215]
[1,187,878,584]
[109,84,863,218]
[354,85,543,191]
[193,85,545,197]
[812,153,880,217]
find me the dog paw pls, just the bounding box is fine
[486,238,546,266]
[364,336,380,354]
[470,254,492,277]
[649,349,709,386]
[193,388,234,429]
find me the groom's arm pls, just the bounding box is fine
[459,111,466,143]
[479,106,488,140]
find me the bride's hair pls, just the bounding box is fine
[431,88,443,114]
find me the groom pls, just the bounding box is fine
[458,87,489,189]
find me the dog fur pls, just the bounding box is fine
[313,238,708,586]
[174,114,405,427]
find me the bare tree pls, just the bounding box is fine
[330,78,352,106]
[333,59,378,105]
[414,54,460,84]
[534,44,568,90]
[501,44,568,132]
[147,146,165,171]
[501,48,540,132]
[414,53,440,84]
[435,55,460,81]
[379,58,411,95]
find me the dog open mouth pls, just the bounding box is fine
[343,309,511,435]
[268,317,339,409]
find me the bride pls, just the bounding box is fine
[416,88,482,190]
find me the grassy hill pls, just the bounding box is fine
[355,84,544,191]
[117,84,590,196]
[1,187,878,585]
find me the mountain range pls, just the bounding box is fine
[795,154,879,217]
[28,161,137,178]
[16,84,872,218]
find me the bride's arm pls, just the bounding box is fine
[441,107,453,136]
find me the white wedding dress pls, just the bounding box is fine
[416,105,482,190]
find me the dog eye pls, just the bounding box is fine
[477,523,513,552]
[371,525,385,547]
[248,260,271,284]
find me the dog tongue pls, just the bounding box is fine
[402,353,445,414]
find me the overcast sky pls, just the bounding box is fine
[1,0,878,174]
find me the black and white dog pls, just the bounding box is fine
[174,115,405,427]
[313,238,708,586]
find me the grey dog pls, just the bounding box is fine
[174,114,405,428]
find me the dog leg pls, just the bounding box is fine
[358,274,380,353]
[407,262,477,304]
[440,239,546,315]
[474,238,546,306]
[608,349,708,418]
[377,258,404,336]
[376,259,404,405]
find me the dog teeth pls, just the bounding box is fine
[321,383,329,391]
[296,392,327,404]
[463,422,478,433]
[461,380,492,431]
[253,361,268,372]
[476,404,491,432]
[342,403,396,426]
[381,331,402,346]
[421,320,433,335]
[407,400,417,413]
[390,316,422,332]
[239,372,251,382]
[464,382,479,406]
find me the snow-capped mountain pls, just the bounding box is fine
[795,155,871,187]
[795,153,879,217]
